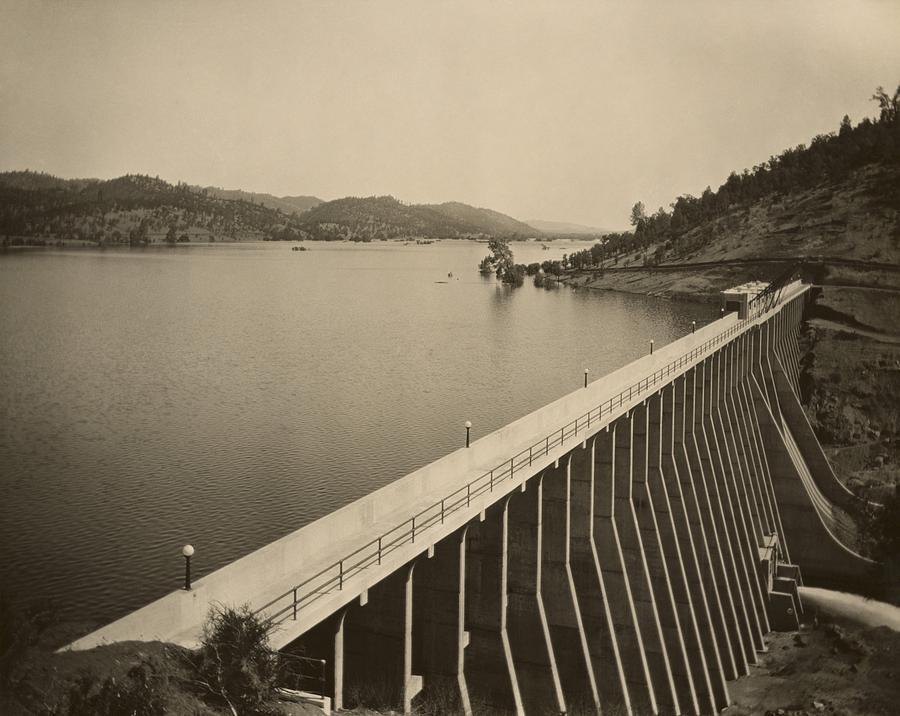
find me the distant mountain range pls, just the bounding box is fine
[197,186,323,216]
[526,219,614,235]
[0,171,561,244]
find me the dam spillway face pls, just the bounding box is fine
[67,282,876,715]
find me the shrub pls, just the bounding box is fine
[505,264,526,287]
[194,605,279,715]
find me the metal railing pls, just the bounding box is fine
[276,652,327,697]
[256,287,801,628]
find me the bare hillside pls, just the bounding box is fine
[676,164,900,266]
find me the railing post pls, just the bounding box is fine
[467,482,471,507]
[320,659,326,699]
[489,469,494,491]
[509,457,514,480]
[441,498,445,523]
[377,536,382,565]
[339,561,343,590]
[529,445,533,466]
[412,516,416,543]
[293,588,297,620]
[546,435,549,454]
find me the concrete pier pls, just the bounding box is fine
[66,280,879,714]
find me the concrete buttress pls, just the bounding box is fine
[541,457,602,713]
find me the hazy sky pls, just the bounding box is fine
[2,1,898,228]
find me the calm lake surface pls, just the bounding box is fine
[0,241,711,629]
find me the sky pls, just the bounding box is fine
[1,1,898,229]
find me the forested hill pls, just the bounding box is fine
[293,196,539,240]
[0,172,308,245]
[0,174,539,245]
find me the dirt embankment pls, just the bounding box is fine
[723,613,900,716]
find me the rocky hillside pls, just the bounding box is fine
[670,164,900,266]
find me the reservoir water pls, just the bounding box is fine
[0,240,711,629]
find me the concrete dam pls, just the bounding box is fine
[67,280,876,715]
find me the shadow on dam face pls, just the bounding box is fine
[65,281,881,715]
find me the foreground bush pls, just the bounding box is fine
[194,605,279,716]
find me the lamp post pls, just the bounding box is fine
[182,544,194,590]
[584,368,589,388]
[691,320,696,334]
[650,340,654,355]
[465,420,471,448]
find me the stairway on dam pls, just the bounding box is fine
[65,280,878,715]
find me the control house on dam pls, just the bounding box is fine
[66,279,877,715]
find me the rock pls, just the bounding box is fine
[813,701,825,711]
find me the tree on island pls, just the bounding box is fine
[480,238,524,287]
